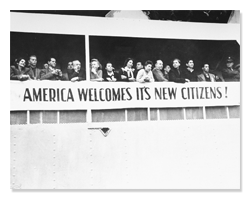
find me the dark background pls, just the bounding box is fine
[10,32,240,73]
[10,32,86,73]
[91,36,239,72]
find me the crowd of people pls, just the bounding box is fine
[10,55,240,83]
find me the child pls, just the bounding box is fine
[103,62,119,82]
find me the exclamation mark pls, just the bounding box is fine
[225,87,228,98]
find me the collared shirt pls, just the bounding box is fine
[123,66,134,78]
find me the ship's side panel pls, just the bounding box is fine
[11,119,240,189]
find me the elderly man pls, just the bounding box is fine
[40,57,65,80]
[152,59,168,82]
[198,64,216,82]
[27,55,40,80]
[222,57,240,82]
[67,60,86,82]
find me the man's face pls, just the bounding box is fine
[164,65,171,73]
[136,62,143,70]
[106,63,113,72]
[48,58,56,68]
[29,56,37,68]
[187,60,194,68]
[203,64,209,73]
[44,63,49,69]
[73,61,81,71]
[145,64,152,72]
[226,62,234,68]
[155,60,163,70]
[173,60,180,68]
[68,62,73,69]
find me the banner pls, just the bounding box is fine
[10,81,240,111]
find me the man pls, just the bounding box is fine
[67,60,86,82]
[198,64,216,82]
[10,57,34,81]
[103,62,119,82]
[163,65,171,81]
[40,57,65,80]
[169,58,189,83]
[27,55,40,80]
[134,61,144,78]
[222,56,240,82]
[183,59,198,82]
[136,60,154,83]
[152,60,168,82]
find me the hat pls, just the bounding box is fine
[226,57,233,63]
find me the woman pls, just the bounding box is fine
[136,60,154,83]
[10,57,34,81]
[90,58,103,81]
[117,58,136,82]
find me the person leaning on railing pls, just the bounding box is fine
[67,60,86,82]
[90,58,103,82]
[10,57,34,81]
[134,61,144,78]
[27,55,41,80]
[183,59,198,82]
[152,60,169,82]
[136,60,155,83]
[221,57,240,82]
[197,64,217,82]
[117,58,136,82]
[169,58,190,83]
[103,62,119,82]
[162,64,171,81]
[40,57,66,81]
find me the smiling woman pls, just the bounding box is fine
[10,57,34,80]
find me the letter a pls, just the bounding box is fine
[23,88,32,101]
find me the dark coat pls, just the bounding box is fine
[222,67,240,82]
[67,69,86,81]
[40,67,66,81]
[152,68,168,82]
[117,67,135,82]
[183,68,198,82]
[169,68,186,83]
[103,71,119,82]
[10,65,34,81]
[30,67,41,80]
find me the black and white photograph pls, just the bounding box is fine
[9,9,242,191]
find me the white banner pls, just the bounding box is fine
[10,81,240,111]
